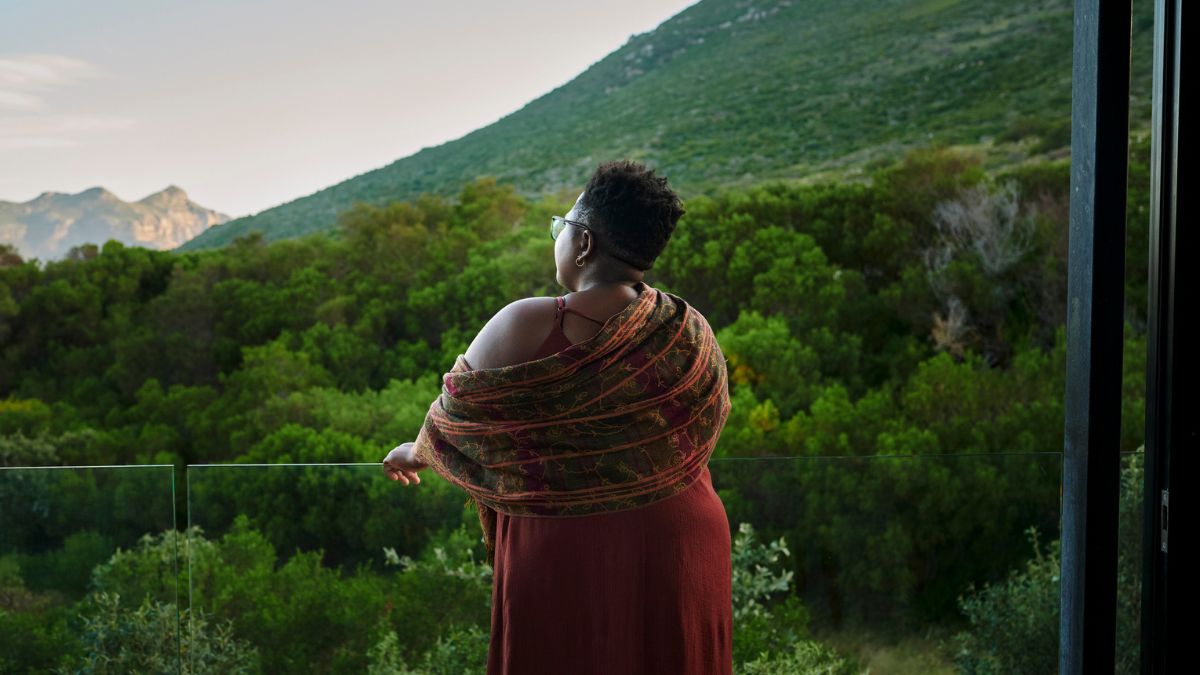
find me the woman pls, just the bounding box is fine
[382,160,733,675]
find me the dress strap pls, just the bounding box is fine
[562,307,606,325]
[555,296,606,327]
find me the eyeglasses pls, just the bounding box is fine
[550,215,648,270]
[550,215,590,241]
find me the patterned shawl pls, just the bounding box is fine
[411,283,731,566]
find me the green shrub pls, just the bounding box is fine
[0,606,77,674]
[67,591,258,674]
[732,521,794,622]
[731,522,860,672]
[734,595,819,669]
[0,559,79,675]
[17,531,117,597]
[951,527,1060,674]
[366,622,490,675]
[87,518,491,675]
[367,522,493,672]
[951,450,1145,673]
[739,639,865,675]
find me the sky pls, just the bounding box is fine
[0,0,698,217]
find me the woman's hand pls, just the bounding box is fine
[383,442,427,485]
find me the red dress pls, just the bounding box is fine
[480,296,734,675]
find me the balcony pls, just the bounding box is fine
[0,451,1145,673]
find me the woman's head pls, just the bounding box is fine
[554,160,685,289]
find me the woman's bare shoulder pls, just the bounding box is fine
[461,296,558,370]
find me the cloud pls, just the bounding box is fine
[0,53,105,110]
[0,90,42,110]
[0,136,77,149]
[0,114,136,149]
[0,53,132,149]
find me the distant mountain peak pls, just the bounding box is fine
[139,185,190,206]
[0,185,229,261]
[79,186,119,201]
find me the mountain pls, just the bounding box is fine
[176,0,1153,252]
[0,185,229,261]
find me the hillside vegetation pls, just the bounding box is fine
[177,0,1153,251]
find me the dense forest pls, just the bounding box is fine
[1,140,1151,672]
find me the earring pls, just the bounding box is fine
[575,255,585,267]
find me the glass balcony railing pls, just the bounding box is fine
[0,452,1147,673]
[181,452,1073,673]
[0,464,179,673]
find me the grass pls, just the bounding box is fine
[812,622,961,675]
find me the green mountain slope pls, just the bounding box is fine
[177,0,1148,252]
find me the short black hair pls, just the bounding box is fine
[578,160,684,271]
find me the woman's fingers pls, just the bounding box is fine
[383,464,420,485]
[384,464,404,483]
